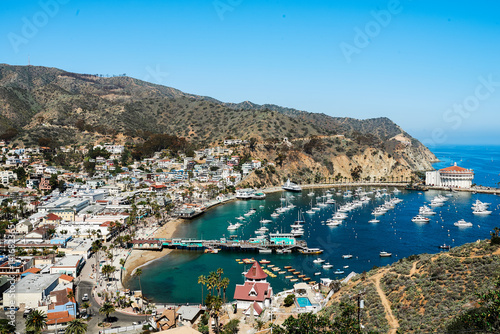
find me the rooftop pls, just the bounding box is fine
[13,273,60,294]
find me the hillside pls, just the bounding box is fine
[0,64,437,182]
[322,239,500,333]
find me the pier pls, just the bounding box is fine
[130,236,309,254]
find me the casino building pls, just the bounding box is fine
[425,163,474,189]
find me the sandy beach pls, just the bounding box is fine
[122,218,184,284]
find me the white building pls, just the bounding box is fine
[0,170,17,185]
[425,163,474,189]
[3,273,60,309]
[233,261,273,317]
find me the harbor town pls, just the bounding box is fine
[0,137,498,334]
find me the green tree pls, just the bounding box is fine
[222,319,240,334]
[64,318,88,334]
[283,294,295,307]
[81,301,91,316]
[101,264,116,282]
[134,268,143,296]
[25,309,47,334]
[99,302,115,323]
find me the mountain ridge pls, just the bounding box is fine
[0,64,436,183]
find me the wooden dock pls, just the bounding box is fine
[131,237,309,254]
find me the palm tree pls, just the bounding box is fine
[67,290,75,302]
[134,268,143,295]
[64,318,87,334]
[101,264,116,282]
[221,277,230,303]
[198,275,206,304]
[119,258,126,280]
[99,302,115,323]
[81,301,91,316]
[25,309,47,334]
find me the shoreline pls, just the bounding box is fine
[122,182,499,290]
[122,218,184,285]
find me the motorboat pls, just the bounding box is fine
[260,218,272,224]
[270,212,280,218]
[282,179,302,192]
[236,216,245,220]
[334,269,345,274]
[227,222,240,230]
[300,248,323,255]
[472,208,492,215]
[368,218,380,223]
[322,263,333,269]
[379,251,392,257]
[314,272,322,276]
[412,215,430,223]
[419,205,436,215]
[342,254,353,259]
[438,244,451,250]
[313,258,325,264]
[326,219,342,226]
[454,219,473,227]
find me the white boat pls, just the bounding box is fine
[419,205,436,215]
[412,215,430,223]
[313,258,325,264]
[227,223,239,231]
[334,269,345,274]
[342,254,353,259]
[283,179,302,192]
[259,249,272,254]
[454,219,473,227]
[343,265,349,269]
[291,227,304,237]
[236,216,245,220]
[314,272,322,276]
[472,208,492,215]
[368,218,380,223]
[322,263,333,269]
[326,219,342,226]
[260,218,272,224]
[379,251,392,257]
[270,212,280,218]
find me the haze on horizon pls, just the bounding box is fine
[1,0,500,146]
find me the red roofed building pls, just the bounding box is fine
[426,162,474,189]
[233,261,273,316]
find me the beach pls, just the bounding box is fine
[122,218,184,284]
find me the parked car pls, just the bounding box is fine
[82,293,89,301]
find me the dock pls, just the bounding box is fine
[131,236,309,254]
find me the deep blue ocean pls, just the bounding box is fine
[127,145,500,304]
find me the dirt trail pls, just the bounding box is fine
[371,270,400,334]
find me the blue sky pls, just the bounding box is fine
[1,0,500,146]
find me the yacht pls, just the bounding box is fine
[379,251,392,257]
[419,205,436,215]
[454,219,473,227]
[412,215,430,223]
[322,263,333,269]
[472,207,492,215]
[259,218,272,224]
[368,218,380,223]
[326,219,342,226]
[291,227,305,237]
[227,222,240,231]
[282,179,302,192]
[313,258,325,264]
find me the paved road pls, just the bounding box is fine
[78,255,146,333]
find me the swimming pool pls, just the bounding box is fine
[296,297,313,308]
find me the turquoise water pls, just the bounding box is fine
[127,145,500,303]
[296,297,313,308]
